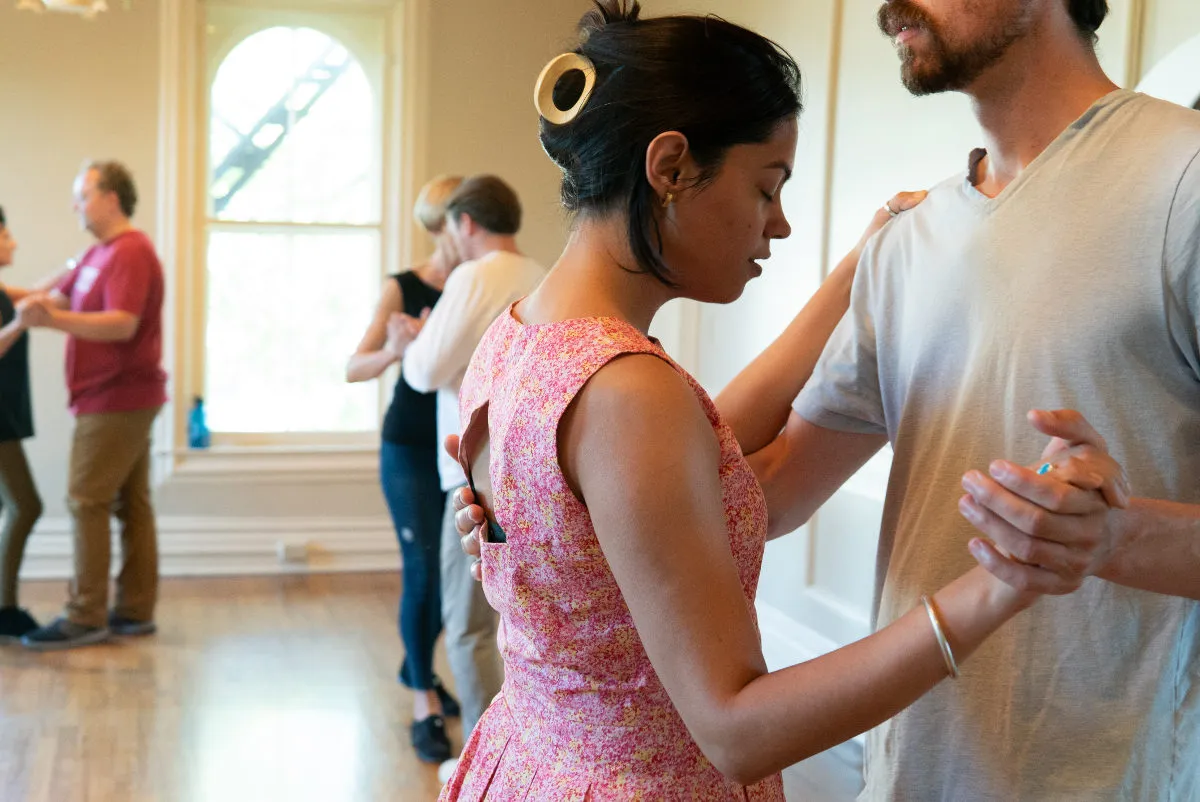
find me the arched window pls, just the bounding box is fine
[203,23,382,437]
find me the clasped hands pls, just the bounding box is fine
[385,308,429,358]
[14,294,55,329]
[958,409,1130,595]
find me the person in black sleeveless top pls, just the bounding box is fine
[346,176,464,764]
[0,206,45,640]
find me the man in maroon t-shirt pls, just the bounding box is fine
[20,161,167,650]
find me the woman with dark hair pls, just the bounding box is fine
[440,2,1121,798]
[0,206,44,641]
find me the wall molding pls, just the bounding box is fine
[20,515,398,580]
[162,445,380,486]
[154,0,198,486]
[817,0,846,281]
[1124,0,1150,87]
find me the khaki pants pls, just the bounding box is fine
[65,408,160,628]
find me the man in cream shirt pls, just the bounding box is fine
[401,174,544,770]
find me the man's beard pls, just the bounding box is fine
[877,0,1034,95]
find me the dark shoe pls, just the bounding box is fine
[0,607,40,642]
[399,659,461,719]
[108,613,157,637]
[21,617,109,651]
[410,715,452,764]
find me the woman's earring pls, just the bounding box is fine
[662,191,676,208]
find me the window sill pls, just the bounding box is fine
[160,443,380,485]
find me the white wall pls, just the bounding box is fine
[421,0,578,270]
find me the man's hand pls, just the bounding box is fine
[15,296,52,329]
[961,409,1130,595]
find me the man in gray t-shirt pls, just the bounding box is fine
[795,89,1200,800]
[729,2,1200,799]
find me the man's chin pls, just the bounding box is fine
[902,74,937,96]
[900,64,956,96]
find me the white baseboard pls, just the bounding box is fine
[19,515,400,580]
[756,600,867,760]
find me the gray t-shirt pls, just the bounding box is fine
[795,90,1200,801]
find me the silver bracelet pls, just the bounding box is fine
[921,594,960,679]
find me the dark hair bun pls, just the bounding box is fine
[537,4,802,286]
[580,0,641,33]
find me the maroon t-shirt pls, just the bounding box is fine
[56,230,168,415]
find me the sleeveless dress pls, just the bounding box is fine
[440,305,785,801]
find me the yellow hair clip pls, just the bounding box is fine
[534,53,597,126]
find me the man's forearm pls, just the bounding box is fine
[1100,498,1200,600]
[48,310,138,342]
[401,331,467,393]
[400,339,439,392]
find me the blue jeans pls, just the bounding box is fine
[380,442,446,691]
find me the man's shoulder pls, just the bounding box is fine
[475,250,544,273]
[1116,96,1200,220]
[1129,92,1200,131]
[110,230,163,267]
[440,255,488,296]
[924,171,972,202]
[1117,94,1200,162]
[869,172,971,251]
[454,251,544,289]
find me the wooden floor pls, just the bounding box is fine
[0,574,862,802]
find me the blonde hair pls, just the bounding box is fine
[414,175,464,233]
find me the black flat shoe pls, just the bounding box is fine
[411,715,452,764]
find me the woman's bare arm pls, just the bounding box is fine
[346,278,405,383]
[561,354,1043,785]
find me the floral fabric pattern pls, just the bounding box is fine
[440,308,783,801]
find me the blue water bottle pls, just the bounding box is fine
[188,396,211,449]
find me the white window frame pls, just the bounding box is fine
[155,0,431,483]
[202,5,387,446]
